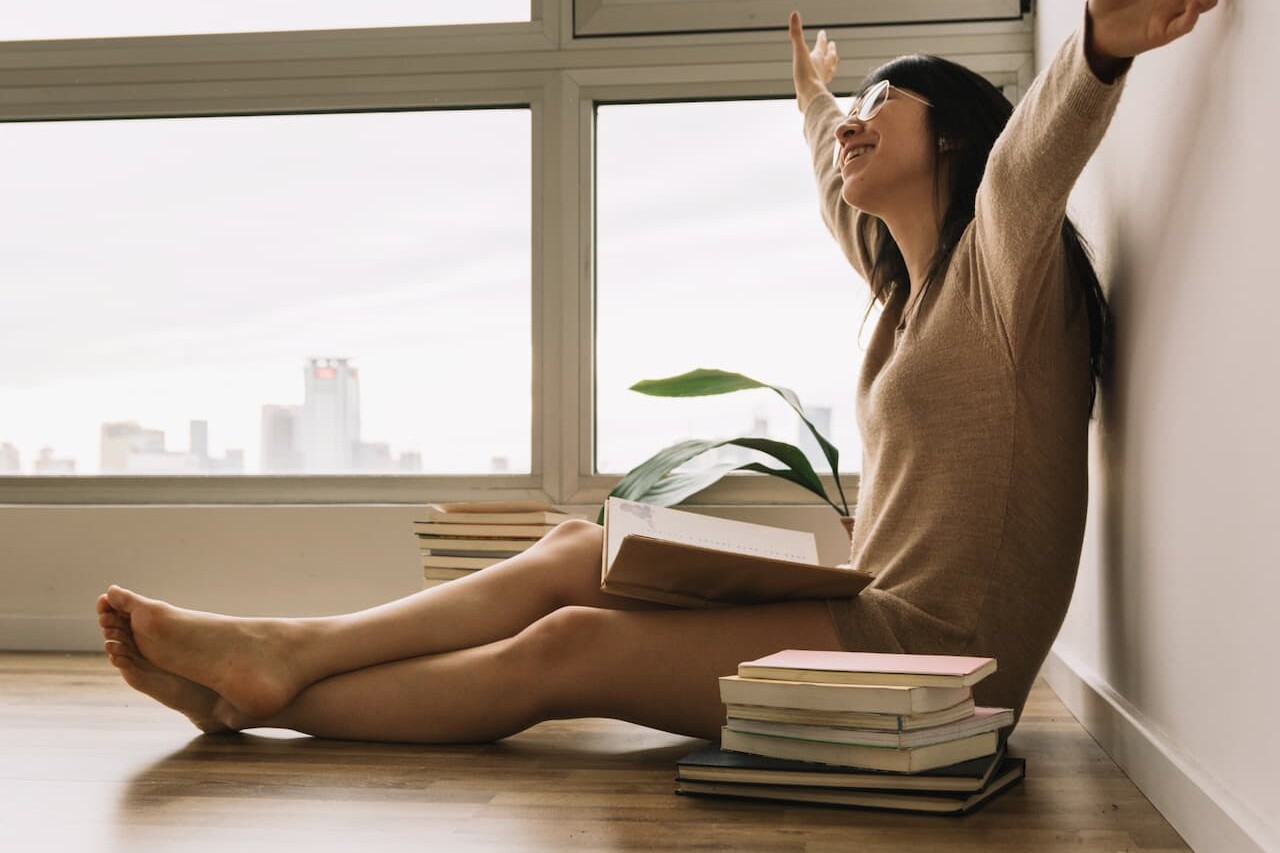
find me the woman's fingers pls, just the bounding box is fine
[788,10,807,57]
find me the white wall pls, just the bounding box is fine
[0,504,853,650]
[1037,1,1279,851]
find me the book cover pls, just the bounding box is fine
[599,497,873,608]
[676,743,1007,793]
[423,567,473,581]
[422,548,526,559]
[421,554,507,570]
[738,650,997,688]
[725,706,1014,749]
[675,756,1025,814]
[412,522,559,538]
[720,727,999,773]
[421,506,573,525]
[723,697,976,732]
[415,536,539,552]
[719,676,971,716]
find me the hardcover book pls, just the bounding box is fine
[738,650,997,688]
[676,743,1008,793]
[599,497,873,608]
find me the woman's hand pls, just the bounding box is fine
[789,10,838,112]
[1086,0,1219,73]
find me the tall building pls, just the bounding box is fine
[189,420,209,463]
[100,421,168,473]
[301,357,361,473]
[260,404,303,473]
[797,405,834,472]
[100,420,240,474]
[0,442,20,473]
[33,446,76,474]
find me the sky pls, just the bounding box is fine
[0,5,877,477]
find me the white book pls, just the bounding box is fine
[725,706,1014,749]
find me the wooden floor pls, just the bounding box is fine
[0,653,1189,853]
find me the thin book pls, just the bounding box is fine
[738,650,997,688]
[676,742,1008,793]
[719,727,999,773]
[676,757,1025,815]
[719,675,970,716]
[725,706,1014,749]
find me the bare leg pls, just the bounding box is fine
[99,520,663,717]
[225,601,845,743]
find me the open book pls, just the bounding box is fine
[599,497,873,608]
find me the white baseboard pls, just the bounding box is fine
[0,615,102,652]
[1042,650,1276,853]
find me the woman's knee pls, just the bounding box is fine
[524,519,604,602]
[510,606,614,717]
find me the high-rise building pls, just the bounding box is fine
[261,404,303,473]
[33,446,76,474]
[797,405,833,472]
[100,420,239,474]
[0,442,20,473]
[301,357,361,473]
[100,421,168,473]
[189,420,209,462]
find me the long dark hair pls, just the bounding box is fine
[853,54,1110,418]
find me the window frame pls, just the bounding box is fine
[0,1,1033,505]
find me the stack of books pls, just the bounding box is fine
[416,501,576,588]
[675,650,1025,815]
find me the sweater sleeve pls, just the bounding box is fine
[802,91,878,292]
[971,15,1128,357]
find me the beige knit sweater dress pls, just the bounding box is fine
[806,23,1126,723]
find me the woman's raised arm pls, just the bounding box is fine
[972,0,1217,358]
[790,11,876,285]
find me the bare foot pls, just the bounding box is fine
[103,585,304,719]
[104,638,236,734]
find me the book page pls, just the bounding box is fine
[605,497,819,568]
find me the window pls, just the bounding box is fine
[595,99,869,478]
[0,109,531,476]
[0,2,531,41]
[0,1,1033,502]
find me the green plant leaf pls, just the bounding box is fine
[630,368,848,513]
[725,437,841,511]
[629,368,765,398]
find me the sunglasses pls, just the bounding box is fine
[831,80,934,169]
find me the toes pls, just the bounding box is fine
[99,612,129,630]
[105,639,136,660]
[106,585,143,614]
[103,627,135,646]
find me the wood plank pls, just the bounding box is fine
[0,652,1190,853]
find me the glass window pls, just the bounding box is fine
[595,99,874,479]
[0,108,531,475]
[0,1,531,42]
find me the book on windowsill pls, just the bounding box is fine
[676,754,1025,815]
[419,502,576,525]
[737,650,997,689]
[598,497,873,608]
[676,742,1009,794]
[415,501,577,588]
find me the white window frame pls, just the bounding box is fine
[575,0,1025,37]
[0,1,1033,505]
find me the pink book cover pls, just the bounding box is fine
[743,650,994,678]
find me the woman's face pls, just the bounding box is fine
[832,85,938,218]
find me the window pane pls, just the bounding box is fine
[596,100,875,478]
[1,1,530,41]
[0,109,530,475]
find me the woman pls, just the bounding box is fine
[96,0,1216,743]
